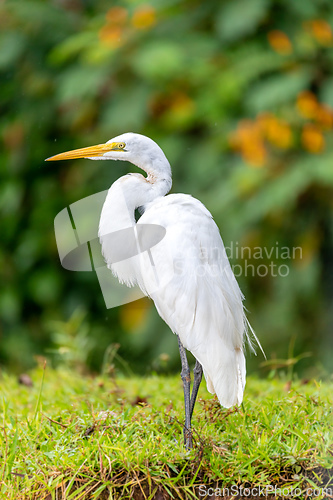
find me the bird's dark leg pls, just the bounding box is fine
[177,336,192,449]
[190,359,203,420]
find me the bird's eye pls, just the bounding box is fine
[118,143,126,149]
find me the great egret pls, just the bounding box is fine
[46,132,260,449]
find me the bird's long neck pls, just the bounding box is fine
[134,154,172,189]
[99,160,172,236]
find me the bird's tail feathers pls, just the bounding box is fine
[194,339,246,408]
[243,316,266,359]
[208,346,246,407]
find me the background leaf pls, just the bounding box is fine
[216,0,269,42]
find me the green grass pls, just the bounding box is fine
[0,366,332,499]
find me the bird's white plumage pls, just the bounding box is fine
[96,133,254,408]
[137,194,247,407]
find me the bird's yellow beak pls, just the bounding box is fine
[45,142,125,161]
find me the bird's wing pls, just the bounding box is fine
[137,194,248,408]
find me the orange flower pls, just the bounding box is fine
[301,124,325,153]
[100,7,128,48]
[232,120,261,146]
[258,113,292,149]
[229,120,267,167]
[268,30,292,55]
[132,5,156,30]
[309,19,332,46]
[242,142,267,167]
[296,91,318,119]
[314,105,333,130]
[106,7,128,25]
[269,121,292,149]
[99,25,123,48]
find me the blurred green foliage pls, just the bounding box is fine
[1,0,332,376]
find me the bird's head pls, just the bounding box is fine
[46,132,172,194]
[46,132,169,169]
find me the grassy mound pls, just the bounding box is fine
[0,366,332,499]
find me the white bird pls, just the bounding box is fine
[46,132,261,449]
